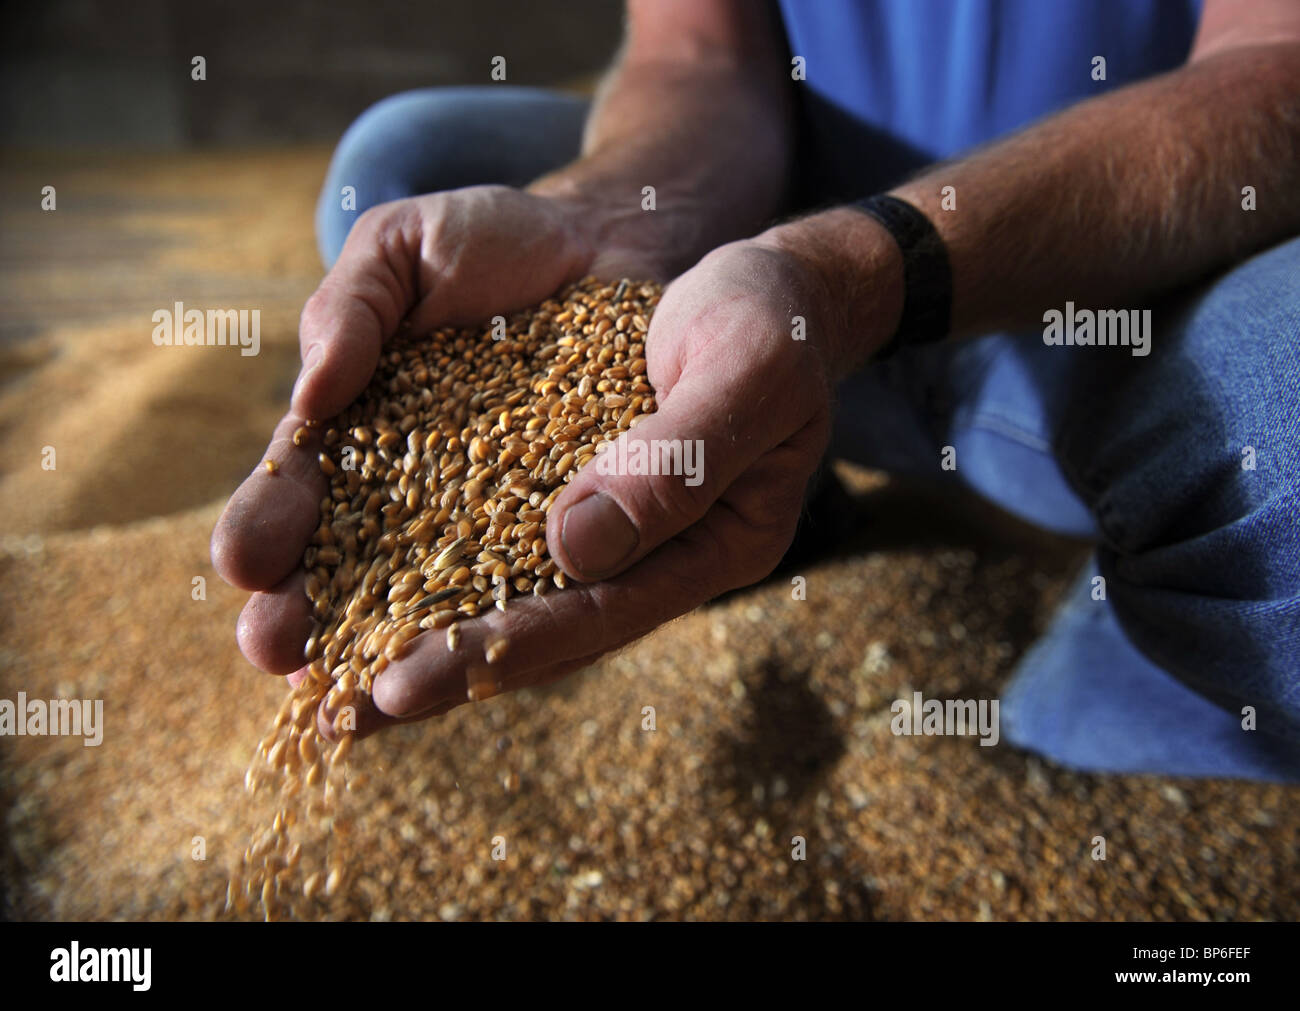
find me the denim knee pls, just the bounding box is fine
[1063,236,1300,742]
[314,87,587,268]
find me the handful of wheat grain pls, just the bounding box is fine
[230,277,661,918]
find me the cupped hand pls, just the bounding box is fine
[329,238,846,738]
[211,185,655,701]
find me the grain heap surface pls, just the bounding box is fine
[5,149,1298,924]
[6,494,1299,922]
[234,277,661,917]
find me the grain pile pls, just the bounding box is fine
[6,495,1299,922]
[5,149,1299,923]
[235,277,661,917]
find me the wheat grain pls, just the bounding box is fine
[232,277,661,919]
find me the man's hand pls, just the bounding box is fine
[210,185,662,696]
[212,0,806,738]
[357,233,899,737]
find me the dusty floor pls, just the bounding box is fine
[1,150,1296,921]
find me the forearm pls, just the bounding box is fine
[529,16,792,277]
[893,43,1300,338]
[765,41,1300,375]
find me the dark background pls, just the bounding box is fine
[1,0,623,147]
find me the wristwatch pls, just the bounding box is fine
[849,194,953,360]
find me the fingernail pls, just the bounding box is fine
[292,344,324,405]
[561,492,639,579]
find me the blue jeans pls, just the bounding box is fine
[318,87,1300,781]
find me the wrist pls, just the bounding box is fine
[753,208,905,380]
[527,173,689,282]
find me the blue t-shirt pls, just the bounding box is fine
[778,0,1202,160]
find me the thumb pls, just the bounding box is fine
[291,203,422,421]
[546,363,779,582]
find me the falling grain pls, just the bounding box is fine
[233,277,662,919]
[484,635,510,664]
